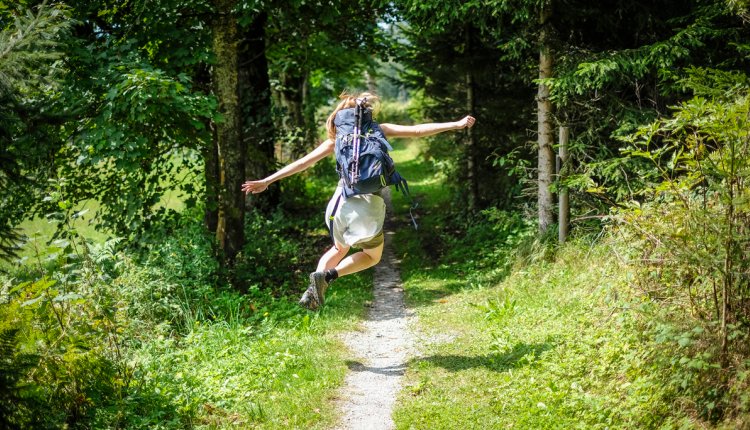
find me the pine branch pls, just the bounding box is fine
[0,1,71,91]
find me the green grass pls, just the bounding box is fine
[394,243,679,429]
[1,149,375,428]
[388,140,701,429]
[126,272,373,429]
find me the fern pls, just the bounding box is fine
[0,328,39,429]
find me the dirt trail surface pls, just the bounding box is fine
[334,188,414,430]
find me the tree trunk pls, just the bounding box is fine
[465,70,478,211]
[465,25,478,211]
[301,72,314,149]
[275,69,313,160]
[537,5,555,234]
[212,0,245,263]
[365,70,377,93]
[194,64,219,233]
[204,125,219,233]
[239,12,278,212]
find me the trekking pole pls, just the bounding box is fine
[350,101,361,185]
[350,97,367,185]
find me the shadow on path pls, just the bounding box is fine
[412,342,555,373]
[345,360,407,377]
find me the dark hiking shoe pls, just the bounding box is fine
[298,287,318,310]
[299,272,328,311]
[309,271,328,306]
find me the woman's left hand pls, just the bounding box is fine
[242,179,269,195]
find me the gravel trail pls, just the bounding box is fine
[334,188,414,430]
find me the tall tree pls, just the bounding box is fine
[239,11,278,212]
[464,24,478,212]
[394,1,534,211]
[211,0,245,262]
[21,0,217,239]
[266,1,393,159]
[543,0,750,218]
[0,1,71,260]
[536,2,555,233]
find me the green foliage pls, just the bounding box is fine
[266,0,397,157]
[114,221,220,337]
[546,4,734,105]
[394,10,533,210]
[728,0,750,20]
[0,328,41,429]
[0,1,72,260]
[0,233,131,428]
[395,201,749,427]
[0,1,70,92]
[544,0,749,221]
[395,221,703,427]
[0,199,369,428]
[393,132,750,426]
[441,208,535,272]
[61,62,215,236]
[613,67,750,421]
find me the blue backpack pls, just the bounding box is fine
[333,100,408,198]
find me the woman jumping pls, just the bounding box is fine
[242,92,475,310]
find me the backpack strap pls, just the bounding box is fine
[390,172,419,230]
[409,200,419,230]
[328,192,344,247]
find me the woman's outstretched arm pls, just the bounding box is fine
[379,115,475,139]
[242,139,335,195]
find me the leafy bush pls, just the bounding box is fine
[0,328,43,429]
[612,67,750,422]
[439,207,534,276]
[0,203,342,428]
[119,218,220,334]
[235,205,332,297]
[0,233,131,429]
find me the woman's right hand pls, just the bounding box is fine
[457,115,476,129]
[242,179,269,195]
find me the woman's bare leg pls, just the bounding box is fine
[334,243,384,277]
[316,243,350,272]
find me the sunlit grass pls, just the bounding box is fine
[389,139,697,429]
[128,271,373,429]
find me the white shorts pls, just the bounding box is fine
[325,186,386,249]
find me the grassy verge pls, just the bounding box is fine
[121,272,373,429]
[388,140,715,429]
[1,157,374,428]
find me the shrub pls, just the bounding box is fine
[614,68,750,422]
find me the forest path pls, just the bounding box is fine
[333,188,414,430]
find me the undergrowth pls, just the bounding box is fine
[391,140,750,429]
[0,164,369,429]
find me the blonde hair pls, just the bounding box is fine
[326,91,379,141]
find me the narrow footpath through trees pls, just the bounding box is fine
[333,188,414,430]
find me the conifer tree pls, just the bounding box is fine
[0,1,70,260]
